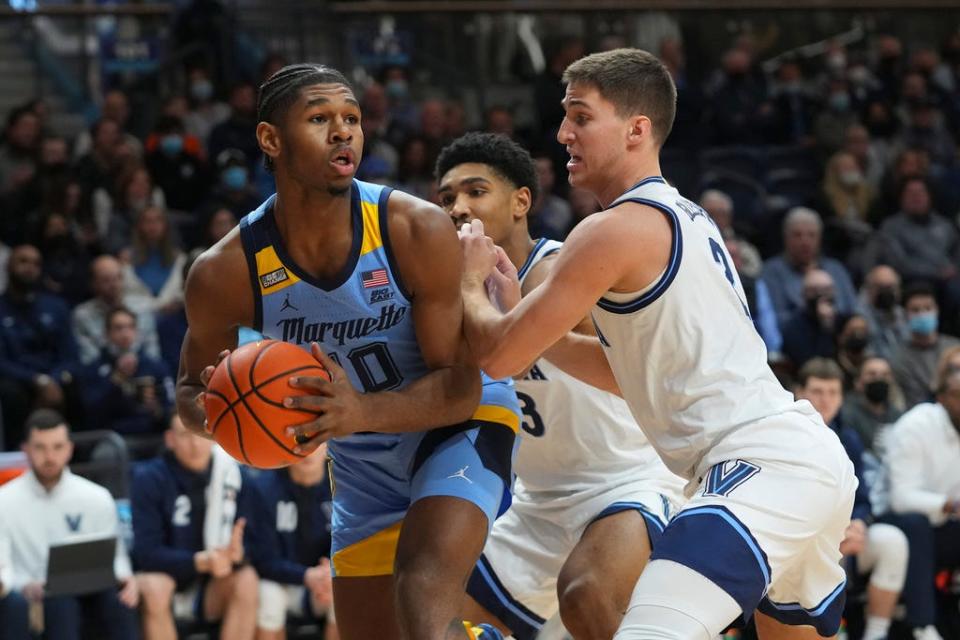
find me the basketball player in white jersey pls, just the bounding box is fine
[458,48,857,639]
[436,132,686,640]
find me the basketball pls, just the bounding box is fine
[204,339,329,469]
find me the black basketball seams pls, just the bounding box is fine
[228,343,307,459]
[225,351,252,465]
[250,364,328,409]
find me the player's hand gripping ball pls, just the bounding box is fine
[204,339,330,468]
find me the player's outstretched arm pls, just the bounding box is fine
[460,216,621,379]
[518,254,621,395]
[175,238,253,437]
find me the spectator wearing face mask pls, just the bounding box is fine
[145,116,211,213]
[183,67,230,150]
[835,314,872,388]
[207,82,260,171]
[858,265,909,361]
[195,149,261,232]
[843,355,905,457]
[891,282,960,408]
[819,151,876,273]
[781,268,840,368]
[814,78,859,154]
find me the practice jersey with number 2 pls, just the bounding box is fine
[590,177,825,487]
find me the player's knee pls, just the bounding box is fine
[868,523,909,591]
[557,573,611,633]
[137,573,175,613]
[257,580,288,631]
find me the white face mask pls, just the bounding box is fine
[839,171,863,188]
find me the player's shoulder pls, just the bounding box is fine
[385,188,457,245]
[133,456,174,487]
[184,228,252,307]
[66,472,115,505]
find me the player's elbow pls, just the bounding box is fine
[479,348,529,381]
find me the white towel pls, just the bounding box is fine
[203,446,242,550]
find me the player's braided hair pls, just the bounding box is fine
[434,132,540,204]
[257,63,353,173]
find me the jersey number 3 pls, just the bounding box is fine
[517,392,545,437]
[709,238,750,318]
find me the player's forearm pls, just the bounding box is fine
[175,382,213,439]
[361,362,481,433]
[462,280,532,379]
[543,333,622,397]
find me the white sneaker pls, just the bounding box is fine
[914,625,944,640]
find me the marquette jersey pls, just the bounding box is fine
[590,177,823,484]
[515,239,683,505]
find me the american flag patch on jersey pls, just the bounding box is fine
[361,268,390,288]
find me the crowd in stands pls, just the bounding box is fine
[0,13,960,639]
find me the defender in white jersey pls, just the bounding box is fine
[436,133,685,640]
[458,49,857,639]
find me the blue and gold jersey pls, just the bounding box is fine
[239,179,430,396]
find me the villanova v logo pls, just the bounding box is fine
[703,460,760,498]
[65,513,83,532]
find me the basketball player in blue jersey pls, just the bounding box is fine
[436,132,685,640]
[458,49,857,639]
[175,64,521,640]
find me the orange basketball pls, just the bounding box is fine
[204,339,329,469]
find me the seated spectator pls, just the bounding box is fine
[73,89,143,162]
[0,409,138,639]
[888,367,960,638]
[842,124,888,192]
[858,265,908,361]
[761,207,858,328]
[891,283,960,408]
[842,356,905,457]
[835,313,872,387]
[78,307,172,436]
[73,254,159,365]
[122,206,188,313]
[249,446,337,640]
[814,79,859,154]
[34,211,92,306]
[195,149,261,231]
[203,208,238,249]
[819,151,876,271]
[207,82,260,171]
[701,189,762,278]
[395,136,435,201]
[145,116,211,213]
[766,57,818,146]
[899,101,957,170]
[9,134,71,227]
[93,165,167,254]
[74,119,127,211]
[0,105,40,202]
[132,414,258,640]
[358,83,399,182]
[0,245,78,448]
[796,359,910,640]
[183,67,230,149]
[781,269,841,367]
[705,47,771,145]
[877,177,959,290]
[725,237,782,358]
[528,154,573,241]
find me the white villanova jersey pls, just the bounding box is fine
[591,177,824,485]
[514,239,683,504]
